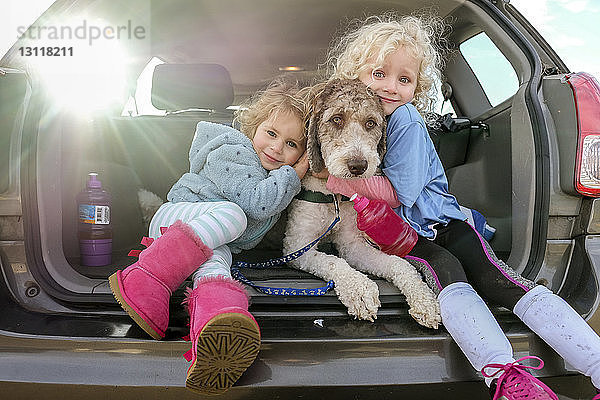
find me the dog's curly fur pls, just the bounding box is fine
[284,79,441,328]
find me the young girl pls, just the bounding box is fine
[109,80,310,395]
[321,14,600,400]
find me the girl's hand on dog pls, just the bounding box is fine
[293,152,309,179]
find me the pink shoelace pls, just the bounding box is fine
[481,356,558,400]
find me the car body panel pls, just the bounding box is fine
[1,0,600,397]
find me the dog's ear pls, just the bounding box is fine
[307,106,325,173]
[377,118,387,159]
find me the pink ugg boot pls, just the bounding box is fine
[108,220,212,340]
[183,276,261,395]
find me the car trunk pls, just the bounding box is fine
[7,2,600,396]
[1,0,581,340]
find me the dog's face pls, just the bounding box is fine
[307,79,387,179]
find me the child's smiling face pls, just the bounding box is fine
[252,111,306,171]
[358,45,420,116]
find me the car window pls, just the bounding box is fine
[460,32,519,107]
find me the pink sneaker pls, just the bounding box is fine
[593,394,600,400]
[481,356,558,400]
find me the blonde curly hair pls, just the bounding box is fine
[326,13,449,114]
[234,79,311,141]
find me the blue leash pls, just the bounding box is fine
[231,196,341,296]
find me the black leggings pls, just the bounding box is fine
[406,219,535,310]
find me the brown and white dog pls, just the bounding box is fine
[283,79,440,327]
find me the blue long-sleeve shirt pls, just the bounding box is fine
[383,104,465,238]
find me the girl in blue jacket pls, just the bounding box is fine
[110,80,309,395]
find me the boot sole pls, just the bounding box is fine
[186,312,261,395]
[108,272,164,340]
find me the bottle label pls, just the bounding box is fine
[79,205,110,224]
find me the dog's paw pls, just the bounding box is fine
[388,261,442,329]
[333,271,381,322]
[407,291,441,329]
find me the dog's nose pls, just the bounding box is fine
[347,159,368,176]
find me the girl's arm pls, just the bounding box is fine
[384,107,433,208]
[325,175,401,208]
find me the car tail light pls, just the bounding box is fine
[568,72,600,197]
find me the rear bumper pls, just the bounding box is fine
[0,321,594,398]
[1,376,596,400]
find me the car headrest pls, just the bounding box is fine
[151,63,234,111]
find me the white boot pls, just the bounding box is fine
[514,285,600,388]
[439,282,514,385]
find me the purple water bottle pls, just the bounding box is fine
[77,173,112,266]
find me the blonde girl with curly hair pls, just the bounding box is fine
[322,13,600,400]
[328,13,444,114]
[110,79,310,395]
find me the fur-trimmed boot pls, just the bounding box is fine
[109,220,213,340]
[183,276,261,395]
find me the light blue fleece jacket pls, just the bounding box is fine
[167,121,302,252]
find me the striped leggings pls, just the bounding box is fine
[149,201,247,283]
